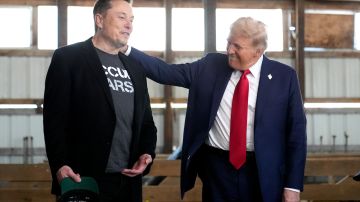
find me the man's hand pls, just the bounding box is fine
[56,165,81,184]
[121,154,152,177]
[283,189,300,202]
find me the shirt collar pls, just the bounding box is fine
[248,55,263,79]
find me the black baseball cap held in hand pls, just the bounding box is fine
[60,177,100,202]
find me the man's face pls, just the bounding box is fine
[226,34,259,71]
[96,0,134,48]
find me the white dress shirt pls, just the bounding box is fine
[206,55,263,151]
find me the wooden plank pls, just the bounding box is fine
[305,156,360,176]
[143,185,201,202]
[0,189,54,202]
[301,184,360,200]
[0,164,51,181]
[0,182,51,189]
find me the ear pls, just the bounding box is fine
[94,13,104,30]
[255,48,263,57]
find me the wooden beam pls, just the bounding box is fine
[163,0,174,153]
[282,9,290,51]
[305,98,360,103]
[31,6,38,49]
[0,164,51,181]
[57,0,67,47]
[295,0,305,101]
[217,0,294,9]
[301,184,360,200]
[305,156,360,176]
[0,49,54,57]
[203,0,216,53]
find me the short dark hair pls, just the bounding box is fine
[93,0,131,32]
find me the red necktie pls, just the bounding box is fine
[229,70,250,169]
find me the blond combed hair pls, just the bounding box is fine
[230,17,268,51]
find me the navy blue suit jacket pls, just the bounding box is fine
[130,48,306,201]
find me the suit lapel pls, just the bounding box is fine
[82,38,115,112]
[254,56,272,125]
[208,65,233,130]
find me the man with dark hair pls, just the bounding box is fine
[43,1,157,201]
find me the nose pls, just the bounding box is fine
[227,43,235,54]
[124,19,133,31]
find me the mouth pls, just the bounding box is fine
[228,55,238,61]
[121,32,130,37]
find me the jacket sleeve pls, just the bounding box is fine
[129,47,204,89]
[43,49,71,181]
[285,69,307,191]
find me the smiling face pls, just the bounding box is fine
[94,0,133,49]
[227,34,260,71]
[226,17,267,71]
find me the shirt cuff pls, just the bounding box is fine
[284,187,300,192]
[124,45,131,56]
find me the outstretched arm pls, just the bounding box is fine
[129,47,204,89]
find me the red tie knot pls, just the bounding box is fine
[241,69,251,76]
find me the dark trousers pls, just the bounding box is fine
[96,173,131,202]
[198,145,263,202]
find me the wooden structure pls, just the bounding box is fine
[1,155,360,201]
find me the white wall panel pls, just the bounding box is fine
[306,113,360,146]
[0,57,10,98]
[346,114,360,144]
[328,59,345,97]
[29,57,48,98]
[311,58,329,98]
[344,58,360,97]
[305,58,313,98]
[0,116,10,147]
[29,115,44,147]
[312,114,330,145]
[306,114,314,145]
[10,115,29,147]
[10,57,29,98]
[329,114,346,145]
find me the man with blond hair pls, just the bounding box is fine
[125,17,306,201]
